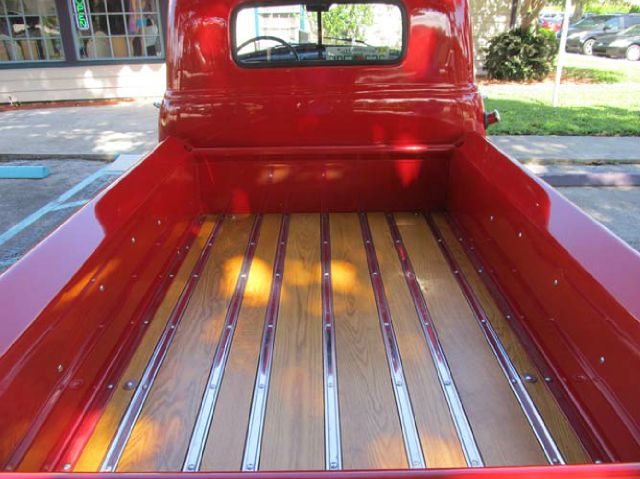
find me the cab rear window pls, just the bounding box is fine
[232,2,405,66]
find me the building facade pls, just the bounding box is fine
[0,0,168,103]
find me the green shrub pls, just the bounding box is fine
[484,28,559,81]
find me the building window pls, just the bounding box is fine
[71,0,163,60]
[0,0,64,63]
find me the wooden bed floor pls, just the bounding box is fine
[75,212,590,472]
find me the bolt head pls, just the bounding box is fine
[123,380,137,390]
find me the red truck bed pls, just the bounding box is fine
[70,212,586,472]
[1,138,638,476]
[0,0,639,476]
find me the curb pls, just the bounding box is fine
[0,154,116,162]
[519,158,640,165]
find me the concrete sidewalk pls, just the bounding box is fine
[1,101,639,160]
[489,136,640,163]
[0,100,159,157]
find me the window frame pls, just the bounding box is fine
[604,16,622,30]
[68,0,166,63]
[230,0,408,69]
[0,0,168,70]
[0,0,65,64]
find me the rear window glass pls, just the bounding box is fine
[233,2,405,66]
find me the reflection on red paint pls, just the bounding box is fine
[394,160,423,187]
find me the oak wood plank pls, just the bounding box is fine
[201,214,281,471]
[260,214,325,471]
[432,213,590,464]
[74,217,218,472]
[395,212,546,466]
[330,213,407,470]
[117,215,254,471]
[367,213,467,468]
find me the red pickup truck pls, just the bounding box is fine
[1,0,638,477]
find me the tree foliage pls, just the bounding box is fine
[318,4,374,41]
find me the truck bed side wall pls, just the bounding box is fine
[447,133,640,462]
[0,139,200,470]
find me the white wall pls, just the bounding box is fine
[0,62,165,103]
[469,0,512,72]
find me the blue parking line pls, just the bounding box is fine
[50,199,92,212]
[0,165,50,179]
[0,166,119,248]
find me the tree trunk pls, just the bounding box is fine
[519,0,546,30]
[572,0,584,22]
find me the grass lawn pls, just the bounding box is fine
[563,53,640,83]
[481,54,640,136]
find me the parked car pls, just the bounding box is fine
[564,14,640,55]
[593,23,640,60]
[539,12,564,32]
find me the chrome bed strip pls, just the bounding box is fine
[321,213,343,470]
[183,214,263,472]
[242,214,290,471]
[425,213,564,465]
[101,215,226,472]
[386,213,484,468]
[359,213,426,468]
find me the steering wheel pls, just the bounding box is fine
[237,35,300,61]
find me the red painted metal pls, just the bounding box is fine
[194,153,450,213]
[0,0,639,473]
[0,139,199,469]
[447,132,640,462]
[159,0,484,148]
[49,218,208,472]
